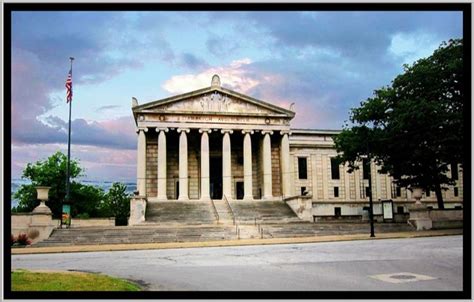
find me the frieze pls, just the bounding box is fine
[145,113,290,125]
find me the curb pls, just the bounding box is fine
[11,229,462,255]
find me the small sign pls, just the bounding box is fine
[382,200,393,220]
[62,204,71,227]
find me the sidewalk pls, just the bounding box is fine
[11,228,462,255]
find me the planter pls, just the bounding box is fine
[411,187,423,205]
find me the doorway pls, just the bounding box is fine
[210,156,222,199]
[236,181,244,200]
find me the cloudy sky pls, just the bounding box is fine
[10,11,462,181]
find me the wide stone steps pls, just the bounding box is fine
[262,222,415,238]
[34,225,238,247]
[145,201,217,225]
[229,200,301,224]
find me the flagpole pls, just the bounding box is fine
[66,57,74,203]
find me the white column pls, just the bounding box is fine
[262,131,273,199]
[280,131,291,198]
[222,129,233,199]
[199,129,212,200]
[242,130,254,200]
[136,128,148,196]
[156,128,168,200]
[178,128,190,201]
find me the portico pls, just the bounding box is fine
[132,75,295,202]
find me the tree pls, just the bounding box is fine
[334,39,463,209]
[99,183,131,226]
[12,152,105,218]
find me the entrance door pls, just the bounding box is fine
[236,181,244,200]
[210,157,222,199]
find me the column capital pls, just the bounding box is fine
[242,129,254,135]
[221,129,234,134]
[280,130,292,136]
[261,130,274,135]
[136,127,148,133]
[177,128,190,133]
[199,128,212,134]
[155,127,169,133]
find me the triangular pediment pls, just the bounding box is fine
[133,86,295,118]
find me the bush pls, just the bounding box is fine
[16,233,31,245]
[75,213,90,219]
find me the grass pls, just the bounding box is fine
[11,269,141,291]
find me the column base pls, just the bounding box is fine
[243,196,254,201]
[178,196,190,201]
[156,195,168,201]
[262,195,273,200]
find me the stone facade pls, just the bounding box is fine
[131,75,463,222]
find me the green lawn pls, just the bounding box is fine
[11,269,141,291]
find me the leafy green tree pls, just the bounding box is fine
[12,152,105,218]
[99,182,131,226]
[13,152,82,217]
[334,39,463,209]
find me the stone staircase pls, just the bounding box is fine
[145,201,217,225]
[34,225,238,247]
[229,200,302,224]
[212,199,235,224]
[262,222,415,238]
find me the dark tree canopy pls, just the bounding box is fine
[334,39,463,209]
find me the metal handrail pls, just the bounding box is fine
[210,199,219,224]
[223,195,236,225]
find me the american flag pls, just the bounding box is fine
[65,68,73,103]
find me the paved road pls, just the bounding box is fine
[11,236,463,291]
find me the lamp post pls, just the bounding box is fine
[366,142,375,238]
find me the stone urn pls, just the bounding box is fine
[411,187,423,205]
[32,186,52,214]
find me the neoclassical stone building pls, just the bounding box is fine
[130,75,463,223]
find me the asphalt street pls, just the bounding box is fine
[11,235,463,291]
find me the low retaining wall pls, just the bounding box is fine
[12,213,60,244]
[429,209,463,229]
[70,218,115,228]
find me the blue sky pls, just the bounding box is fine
[11,11,463,181]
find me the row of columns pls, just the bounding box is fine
[136,128,291,200]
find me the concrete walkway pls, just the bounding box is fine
[11,228,462,255]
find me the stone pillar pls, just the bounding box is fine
[136,128,148,196]
[156,128,168,200]
[242,130,254,200]
[222,129,233,199]
[200,129,212,200]
[280,131,291,198]
[262,131,273,199]
[178,128,190,201]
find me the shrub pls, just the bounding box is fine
[75,213,90,219]
[11,234,16,246]
[16,233,31,245]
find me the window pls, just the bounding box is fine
[334,207,341,217]
[300,187,307,195]
[454,187,459,197]
[363,158,370,180]
[298,157,307,179]
[365,187,371,198]
[331,158,340,179]
[451,163,458,180]
[397,206,404,214]
[426,190,430,197]
[334,187,339,198]
[396,186,401,197]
